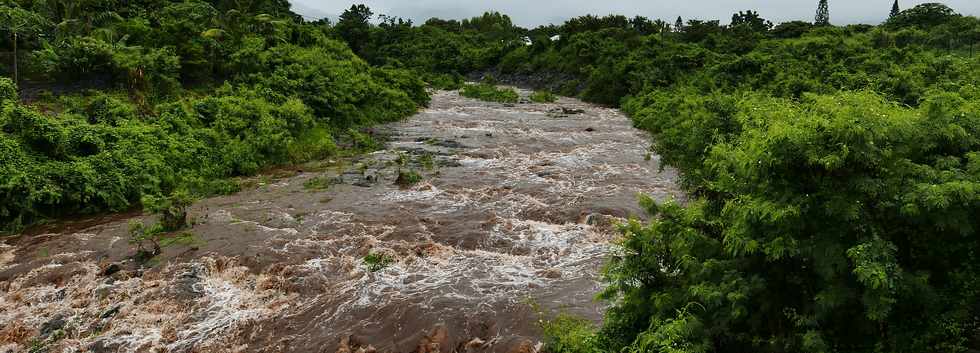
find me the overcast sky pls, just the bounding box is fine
[290,1,980,27]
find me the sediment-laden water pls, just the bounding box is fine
[0,90,680,353]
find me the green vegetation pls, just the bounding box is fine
[460,83,520,103]
[363,251,394,272]
[128,191,192,261]
[3,0,979,351]
[347,1,980,352]
[395,169,423,187]
[157,232,203,248]
[529,90,557,103]
[541,313,602,353]
[303,175,338,190]
[0,0,428,232]
[141,190,193,232]
[609,90,980,352]
[418,153,435,170]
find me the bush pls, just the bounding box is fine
[0,77,15,101]
[530,90,557,103]
[0,0,430,235]
[363,252,394,272]
[395,169,423,186]
[460,83,519,103]
[606,90,980,353]
[499,46,532,73]
[141,191,193,231]
[288,127,338,163]
[425,72,464,90]
[0,71,423,230]
[254,43,424,127]
[888,3,960,28]
[542,313,602,353]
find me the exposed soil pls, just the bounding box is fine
[0,89,680,353]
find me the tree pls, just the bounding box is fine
[772,20,814,38]
[0,6,47,85]
[606,89,980,353]
[0,77,15,101]
[815,0,830,26]
[888,3,959,28]
[680,20,722,43]
[629,16,656,35]
[890,0,901,19]
[674,16,684,33]
[731,10,773,33]
[335,4,373,56]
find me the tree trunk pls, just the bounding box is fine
[12,32,18,85]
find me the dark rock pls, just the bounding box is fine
[466,68,583,96]
[582,213,600,226]
[100,304,122,319]
[173,266,203,300]
[438,159,463,168]
[585,127,595,132]
[101,263,121,277]
[431,139,467,149]
[40,314,66,338]
[88,339,120,353]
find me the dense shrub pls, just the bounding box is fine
[601,90,980,353]
[529,90,557,103]
[0,77,14,101]
[888,3,960,28]
[424,72,465,90]
[460,83,519,103]
[0,35,427,231]
[253,44,423,127]
[0,86,321,229]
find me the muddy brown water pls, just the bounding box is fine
[0,90,680,353]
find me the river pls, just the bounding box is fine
[0,89,680,353]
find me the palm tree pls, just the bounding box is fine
[0,6,48,85]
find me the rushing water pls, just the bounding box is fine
[0,90,680,353]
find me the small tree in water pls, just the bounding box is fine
[129,191,194,262]
[815,0,830,26]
